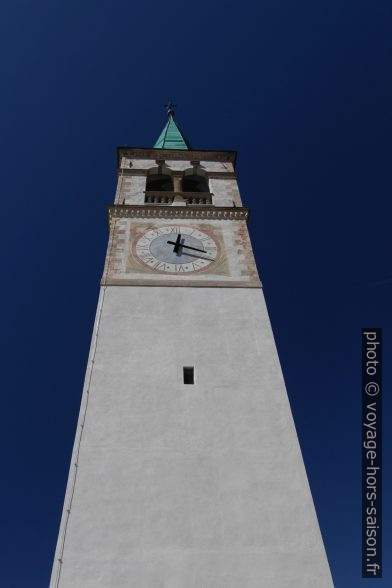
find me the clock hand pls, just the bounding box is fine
[179,251,215,261]
[167,240,209,254]
[171,234,182,253]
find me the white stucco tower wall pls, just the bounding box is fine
[50,139,334,587]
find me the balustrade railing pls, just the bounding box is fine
[144,191,213,206]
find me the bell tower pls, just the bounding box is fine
[50,108,333,587]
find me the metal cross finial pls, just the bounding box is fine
[165,100,176,117]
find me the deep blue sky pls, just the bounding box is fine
[1,1,391,586]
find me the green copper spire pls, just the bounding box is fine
[154,102,191,150]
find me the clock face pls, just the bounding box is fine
[133,225,218,273]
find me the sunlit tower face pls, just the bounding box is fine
[50,109,333,588]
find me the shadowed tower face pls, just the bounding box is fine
[50,108,334,587]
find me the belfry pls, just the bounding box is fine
[51,107,333,587]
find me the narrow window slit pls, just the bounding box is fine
[183,366,194,385]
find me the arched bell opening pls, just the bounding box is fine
[182,174,209,193]
[146,174,174,192]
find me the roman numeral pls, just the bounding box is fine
[192,261,204,270]
[155,227,169,236]
[153,261,167,270]
[140,254,155,264]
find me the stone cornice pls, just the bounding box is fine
[108,205,249,222]
[118,168,237,179]
[117,147,237,168]
[101,278,261,288]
